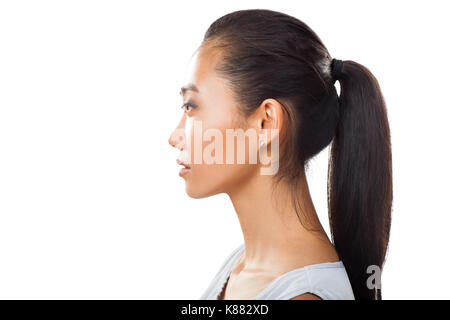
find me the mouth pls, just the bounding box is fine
[176,158,191,177]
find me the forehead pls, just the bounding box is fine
[182,44,225,93]
[181,44,241,122]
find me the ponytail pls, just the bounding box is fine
[201,8,393,300]
[328,60,393,300]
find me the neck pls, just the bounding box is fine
[226,169,335,271]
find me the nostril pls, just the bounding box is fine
[168,135,180,148]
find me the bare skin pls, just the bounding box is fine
[221,170,339,300]
[168,41,339,300]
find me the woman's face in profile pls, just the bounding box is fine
[168,44,259,198]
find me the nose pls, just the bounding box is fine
[168,127,185,150]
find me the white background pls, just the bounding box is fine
[0,0,449,299]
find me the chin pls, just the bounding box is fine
[185,183,221,199]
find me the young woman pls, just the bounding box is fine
[168,9,392,300]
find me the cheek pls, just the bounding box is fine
[185,125,258,197]
[182,105,259,197]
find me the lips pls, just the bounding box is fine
[176,158,191,177]
[176,158,191,169]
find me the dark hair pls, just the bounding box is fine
[202,9,392,300]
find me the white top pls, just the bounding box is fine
[199,243,355,300]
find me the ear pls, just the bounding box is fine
[248,98,284,146]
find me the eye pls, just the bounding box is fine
[181,102,197,113]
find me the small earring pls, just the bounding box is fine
[259,140,265,147]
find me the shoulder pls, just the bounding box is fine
[302,262,355,300]
[290,293,322,300]
[262,262,355,300]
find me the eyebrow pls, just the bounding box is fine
[179,83,199,96]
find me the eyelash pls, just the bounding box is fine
[181,102,197,113]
